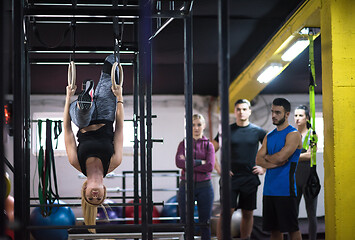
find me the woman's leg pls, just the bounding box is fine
[295,162,308,214]
[196,184,214,240]
[295,184,303,215]
[69,100,95,128]
[304,194,318,240]
[91,54,118,122]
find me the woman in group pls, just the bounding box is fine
[175,114,215,240]
[294,105,318,240]
[63,54,124,232]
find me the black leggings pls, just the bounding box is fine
[70,55,117,128]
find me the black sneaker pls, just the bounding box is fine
[77,79,94,110]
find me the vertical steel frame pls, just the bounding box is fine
[13,0,31,239]
[0,0,8,237]
[183,6,194,240]
[138,0,150,239]
[218,0,232,239]
[145,17,154,240]
[133,56,140,225]
[8,1,196,239]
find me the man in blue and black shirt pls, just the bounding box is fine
[256,98,302,240]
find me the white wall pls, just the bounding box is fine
[3,93,324,219]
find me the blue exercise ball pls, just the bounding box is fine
[97,199,123,224]
[161,195,179,223]
[30,200,75,240]
[161,195,198,223]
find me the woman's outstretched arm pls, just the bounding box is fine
[109,85,124,173]
[64,86,81,172]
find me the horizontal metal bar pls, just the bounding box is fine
[106,187,179,192]
[31,3,139,8]
[30,62,134,66]
[102,173,180,178]
[29,20,135,24]
[30,50,135,54]
[104,171,220,178]
[29,45,138,52]
[25,6,140,18]
[29,57,135,62]
[76,216,182,222]
[30,200,166,208]
[68,232,184,239]
[136,114,158,119]
[30,196,135,201]
[28,58,135,65]
[28,222,185,231]
[152,10,188,19]
[25,7,189,19]
[30,201,143,208]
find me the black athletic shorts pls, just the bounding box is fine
[262,195,299,232]
[220,185,257,210]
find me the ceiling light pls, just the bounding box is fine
[281,40,309,62]
[257,64,283,83]
[275,35,294,54]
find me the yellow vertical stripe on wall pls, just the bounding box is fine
[321,0,355,239]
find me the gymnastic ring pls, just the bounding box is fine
[5,172,11,199]
[68,61,76,90]
[111,62,124,88]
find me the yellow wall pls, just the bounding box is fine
[321,0,355,239]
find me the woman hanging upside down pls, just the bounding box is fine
[63,54,124,232]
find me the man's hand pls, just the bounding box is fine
[252,166,266,175]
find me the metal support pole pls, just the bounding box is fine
[218,0,231,239]
[0,0,9,238]
[145,17,154,240]
[138,0,150,238]
[184,7,194,240]
[138,52,147,240]
[13,0,30,239]
[122,172,127,219]
[24,17,31,240]
[133,56,140,225]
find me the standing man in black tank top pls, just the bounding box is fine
[213,99,267,240]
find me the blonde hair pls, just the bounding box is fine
[81,181,106,233]
[192,113,206,124]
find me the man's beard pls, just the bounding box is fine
[273,115,286,126]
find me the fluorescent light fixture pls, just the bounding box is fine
[281,40,309,61]
[275,35,294,54]
[257,64,283,83]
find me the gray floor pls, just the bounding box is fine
[251,216,325,240]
